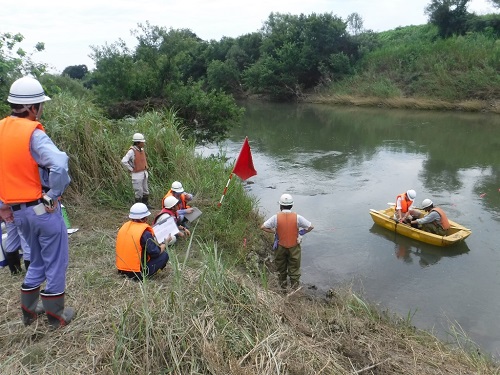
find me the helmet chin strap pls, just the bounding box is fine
[11,103,43,120]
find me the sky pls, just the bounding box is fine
[1,0,496,73]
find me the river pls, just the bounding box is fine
[197,101,500,358]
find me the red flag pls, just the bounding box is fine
[232,137,257,180]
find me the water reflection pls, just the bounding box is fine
[369,224,470,268]
[232,102,500,218]
[212,101,500,356]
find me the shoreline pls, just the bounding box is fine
[300,94,500,114]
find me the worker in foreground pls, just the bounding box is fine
[0,76,74,328]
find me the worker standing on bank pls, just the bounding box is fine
[261,193,314,290]
[0,76,74,328]
[121,133,150,207]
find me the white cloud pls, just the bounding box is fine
[1,0,496,73]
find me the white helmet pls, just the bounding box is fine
[422,199,433,209]
[406,189,416,200]
[132,133,146,142]
[163,196,179,209]
[129,202,151,219]
[171,181,184,193]
[279,193,294,206]
[7,76,51,104]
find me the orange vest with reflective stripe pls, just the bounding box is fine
[116,221,153,272]
[396,193,412,213]
[276,212,298,248]
[431,207,450,230]
[0,117,44,203]
[131,147,147,172]
[161,190,191,210]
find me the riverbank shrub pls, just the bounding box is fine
[325,26,500,102]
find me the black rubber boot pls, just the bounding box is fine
[41,291,75,329]
[142,194,152,209]
[21,285,44,326]
[134,197,142,203]
[6,250,22,275]
[24,260,30,271]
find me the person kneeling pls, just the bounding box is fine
[116,203,171,281]
[410,199,450,236]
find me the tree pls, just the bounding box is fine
[62,64,88,79]
[346,13,364,35]
[245,12,355,99]
[0,32,47,115]
[425,0,472,37]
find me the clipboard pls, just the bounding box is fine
[185,207,202,222]
[152,217,180,243]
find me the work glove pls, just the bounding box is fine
[273,234,279,250]
[164,234,176,246]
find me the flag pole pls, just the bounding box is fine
[217,136,257,207]
[218,172,233,207]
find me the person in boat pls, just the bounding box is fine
[394,189,419,223]
[410,199,450,236]
[260,193,314,290]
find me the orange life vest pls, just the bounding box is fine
[276,212,299,248]
[131,147,147,172]
[396,193,412,213]
[431,207,450,230]
[0,117,44,203]
[161,190,191,210]
[115,221,153,272]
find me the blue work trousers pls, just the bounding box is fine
[13,203,69,294]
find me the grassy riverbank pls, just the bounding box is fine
[0,93,499,374]
[1,204,499,374]
[303,25,500,114]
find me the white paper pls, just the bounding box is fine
[184,207,202,222]
[152,217,180,243]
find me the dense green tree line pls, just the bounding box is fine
[1,1,499,143]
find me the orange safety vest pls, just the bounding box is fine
[276,212,299,248]
[115,221,153,272]
[131,147,147,172]
[0,117,44,203]
[161,190,191,210]
[431,207,450,230]
[396,193,412,213]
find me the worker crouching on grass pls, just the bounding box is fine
[116,203,171,281]
[261,193,314,290]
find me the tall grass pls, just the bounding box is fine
[328,28,500,102]
[42,92,261,260]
